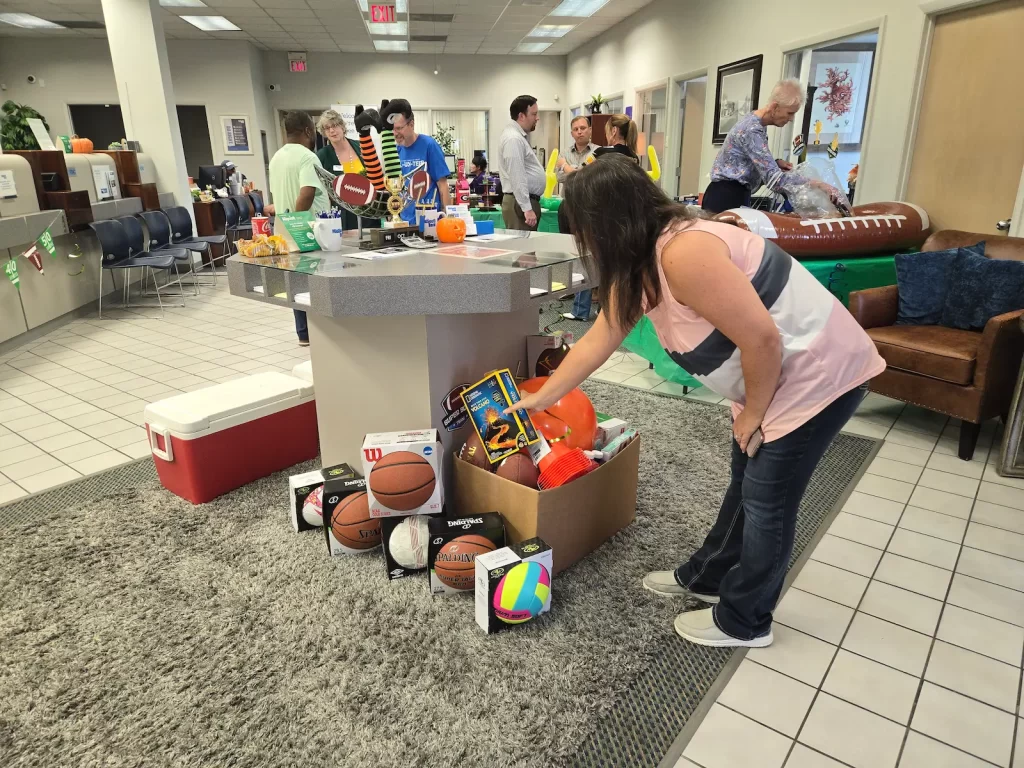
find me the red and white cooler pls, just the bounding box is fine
[145,372,318,504]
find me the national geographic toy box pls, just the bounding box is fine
[427,512,505,596]
[381,513,441,580]
[454,437,640,574]
[361,429,444,518]
[475,537,553,634]
[460,370,540,466]
[288,462,358,532]
[322,471,381,556]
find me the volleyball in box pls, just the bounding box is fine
[361,429,444,518]
[475,537,553,634]
[427,512,505,596]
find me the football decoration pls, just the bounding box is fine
[409,170,430,201]
[335,173,375,207]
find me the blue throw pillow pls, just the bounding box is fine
[895,242,985,325]
[941,250,1024,331]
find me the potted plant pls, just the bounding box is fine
[0,100,49,150]
[433,123,456,156]
[588,94,606,114]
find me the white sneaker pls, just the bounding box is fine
[674,608,773,648]
[643,571,720,603]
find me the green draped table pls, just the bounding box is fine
[624,253,900,389]
[471,208,561,233]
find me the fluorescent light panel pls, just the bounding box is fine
[181,15,240,31]
[373,39,408,51]
[515,42,551,53]
[367,21,407,35]
[158,0,207,7]
[0,13,64,29]
[550,0,610,17]
[528,24,574,38]
[358,0,408,12]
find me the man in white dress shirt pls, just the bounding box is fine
[499,95,546,231]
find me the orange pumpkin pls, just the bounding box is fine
[436,215,466,243]
[70,135,93,154]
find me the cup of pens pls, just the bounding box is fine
[312,210,344,252]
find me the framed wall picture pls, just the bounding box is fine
[712,55,763,143]
[220,115,252,155]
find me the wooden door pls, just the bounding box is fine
[906,0,1024,234]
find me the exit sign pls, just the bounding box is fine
[288,51,307,73]
[371,3,396,23]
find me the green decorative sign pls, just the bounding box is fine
[4,259,19,290]
[58,135,73,153]
[37,227,56,257]
[276,212,319,253]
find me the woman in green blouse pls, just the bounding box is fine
[315,109,380,230]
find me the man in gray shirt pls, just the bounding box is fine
[499,94,546,231]
[555,115,598,186]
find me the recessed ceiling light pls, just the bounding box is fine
[0,13,64,29]
[515,42,552,53]
[159,0,207,7]
[373,39,408,52]
[367,21,407,35]
[358,0,408,11]
[549,0,610,17]
[527,24,574,38]
[181,15,240,31]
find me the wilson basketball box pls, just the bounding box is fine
[360,429,444,518]
[475,537,553,634]
[454,437,640,574]
[427,512,505,596]
[145,372,318,505]
[322,472,381,556]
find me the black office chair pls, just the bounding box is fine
[248,191,264,216]
[230,195,254,243]
[89,220,186,317]
[165,206,229,282]
[140,210,208,292]
[118,215,197,297]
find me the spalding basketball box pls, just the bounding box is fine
[361,429,444,518]
[427,512,505,597]
[145,372,318,504]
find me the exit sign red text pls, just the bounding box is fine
[371,3,396,23]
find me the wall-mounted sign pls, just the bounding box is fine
[288,51,307,73]
[371,3,396,22]
[220,115,252,155]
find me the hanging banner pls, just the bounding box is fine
[37,228,56,257]
[22,245,44,274]
[4,259,19,289]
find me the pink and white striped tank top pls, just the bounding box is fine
[645,218,885,441]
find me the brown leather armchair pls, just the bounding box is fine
[849,230,1024,460]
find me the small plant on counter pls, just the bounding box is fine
[587,94,606,114]
[0,100,50,150]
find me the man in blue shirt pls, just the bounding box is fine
[383,99,452,223]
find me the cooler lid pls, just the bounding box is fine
[144,372,314,435]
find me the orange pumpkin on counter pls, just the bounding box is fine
[436,215,466,243]
[70,135,93,153]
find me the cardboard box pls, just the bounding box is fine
[427,512,506,596]
[288,462,359,532]
[361,429,444,518]
[454,437,640,574]
[475,537,553,634]
[322,471,380,556]
[527,332,574,378]
[381,514,439,580]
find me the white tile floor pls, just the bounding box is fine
[0,284,309,503]
[677,394,1024,768]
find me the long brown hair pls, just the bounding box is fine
[563,154,698,331]
[605,114,638,154]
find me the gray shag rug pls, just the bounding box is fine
[0,384,767,768]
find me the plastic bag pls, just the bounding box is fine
[789,159,852,218]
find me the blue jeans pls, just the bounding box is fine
[572,290,593,320]
[294,310,308,342]
[675,386,866,640]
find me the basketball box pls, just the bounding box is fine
[460,370,540,466]
[381,514,441,580]
[527,332,574,378]
[475,538,553,634]
[322,473,381,556]
[427,512,506,596]
[288,462,359,533]
[454,437,640,575]
[361,430,444,518]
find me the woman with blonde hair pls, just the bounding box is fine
[594,113,639,162]
[315,109,378,228]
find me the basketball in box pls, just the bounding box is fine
[381,514,441,580]
[454,437,640,575]
[145,372,318,505]
[475,537,553,634]
[323,472,382,556]
[460,370,540,466]
[361,429,444,518]
[427,512,505,596]
[289,462,358,533]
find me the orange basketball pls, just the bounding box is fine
[519,378,597,450]
[329,492,380,550]
[433,534,497,590]
[369,451,436,511]
[496,452,539,488]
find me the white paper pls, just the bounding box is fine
[465,233,518,242]
[294,292,311,306]
[572,272,585,284]
[27,118,56,151]
[530,287,548,296]
[107,169,121,199]
[93,167,112,200]
[0,170,17,199]
[345,247,409,260]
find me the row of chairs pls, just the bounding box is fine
[217,193,262,252]
[89,206,227,318]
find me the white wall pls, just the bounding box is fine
[0,38,269,193]
[260,51,567,168]
[567,0,931,203]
